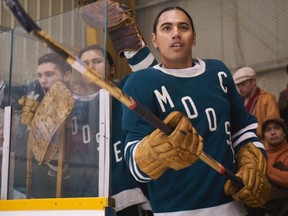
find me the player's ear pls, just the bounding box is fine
[63,71,72,82]
[152,33,158,49]
[109,65,116,77]
[192,32,196,47]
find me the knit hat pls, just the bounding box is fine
[262,115,288,136]
[233,67,256,84]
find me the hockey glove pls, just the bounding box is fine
[28,81,74,164]
[18,91,40,126]
[224,143,271,207]
[135,111,203,179]
[80,0,146,57]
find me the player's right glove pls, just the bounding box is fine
[80,0,146,57]
[134,111,203,179]
[224,143,271,208]
[18,91,40,126]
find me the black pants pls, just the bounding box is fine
[246,206,265,216]
[116,205,153,216]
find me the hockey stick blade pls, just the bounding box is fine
[3,0,243,188]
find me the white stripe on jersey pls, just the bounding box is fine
[125,140,151,182]
[231,122,258,139]
[233,132,259,148]
[252,141,266,149]
[129,52,156,72]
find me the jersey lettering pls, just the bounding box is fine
[113,141,122,162]
[95,133,124,159]
[154,86,222,132]
[182,96,198,119]
[225,121,235,162]
[82,125,91,144]
[95,132,100,151]
[205,108,217,131]
[71,116,77,135]
[154,86,175,112]
[218,71,228,93]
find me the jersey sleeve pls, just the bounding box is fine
[122,72,157,182]
[125,47,158,72]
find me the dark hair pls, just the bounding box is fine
[37,53,72,75]
[78,44,115,67]
[152,6,195,34]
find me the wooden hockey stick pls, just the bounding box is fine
[3,0,243,188]
[26,147,32,198]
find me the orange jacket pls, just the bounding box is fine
[266,142,288,189]
[254,90,280,138]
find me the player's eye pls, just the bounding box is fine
[274,125,282,130]
[161,24,172,31]
[179,24,190,31]
[91,59,103,65]
[264,128,271,132]
[45,72,55,77]
[83,61,90,66]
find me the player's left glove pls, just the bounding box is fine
[18,91,40,126]
[224,143,271,207]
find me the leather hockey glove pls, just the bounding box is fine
[80,0,146,57]
[18,91,40,126]
[135,111,203,179]
[28,81,74,164]
[224,143,271,207]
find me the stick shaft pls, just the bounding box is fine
[199,153,244,187]
[26,148,32,198]
[4,0,243,188]
[56,124,66,198]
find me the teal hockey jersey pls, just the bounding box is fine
[122,58,265,215]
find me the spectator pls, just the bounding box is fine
[233,66,280,139]
[262,115,288,216]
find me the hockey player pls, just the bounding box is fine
[66,44,155,215]
[121,6,271,216]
